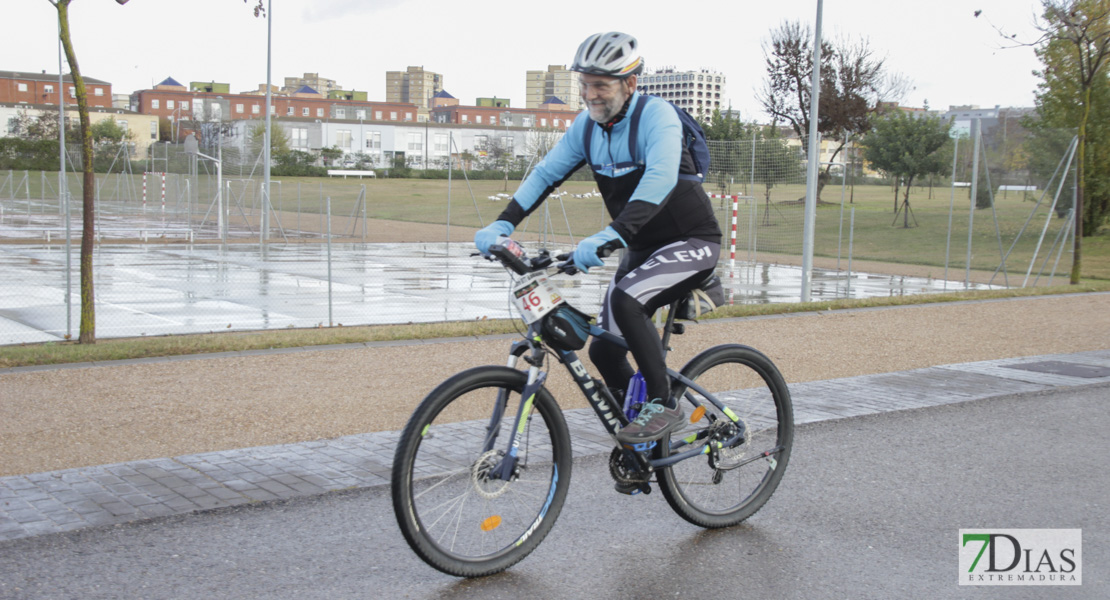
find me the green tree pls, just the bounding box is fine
[1026,0,1110,282]
[861,111,953,228]
[700,108,748,141]
[247,120,290,161]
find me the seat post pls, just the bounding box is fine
[659,300,681,360]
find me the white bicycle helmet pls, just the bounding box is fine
[571,32,643,78]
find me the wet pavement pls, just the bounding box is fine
[0,242,992,345]
[1,344,1107,543]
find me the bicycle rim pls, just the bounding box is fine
[658,345,793,528]
[392,367,571,577]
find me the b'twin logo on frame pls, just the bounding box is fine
[959,529,1081,586]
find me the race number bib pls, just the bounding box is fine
[510,273,564,324]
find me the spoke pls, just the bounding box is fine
[412,468,471,501]
[424,490,469,533]
[447,490,470,552]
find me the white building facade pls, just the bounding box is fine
[638,68,726,121]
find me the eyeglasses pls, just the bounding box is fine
[578,79,622,93]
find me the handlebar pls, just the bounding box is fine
[480,236,622,276]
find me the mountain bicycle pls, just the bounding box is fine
[391,238,793,577]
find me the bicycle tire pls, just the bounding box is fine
[657,344,793,528]
[391,366,572,577]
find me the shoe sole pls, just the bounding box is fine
[616,416,685,446]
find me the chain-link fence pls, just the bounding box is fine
[0,125,1078,345]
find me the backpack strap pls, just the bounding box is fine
[625,95,650,167]
[583,117,594,168]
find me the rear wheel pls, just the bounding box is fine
[391,366,572,577]
[657,344,793,528]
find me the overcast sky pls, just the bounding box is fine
[10,0,1046,120]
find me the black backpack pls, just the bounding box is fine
[583,95,710,183]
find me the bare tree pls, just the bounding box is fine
[47,0,264,343]
[758,20,909,201]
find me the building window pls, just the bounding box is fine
[152,99,160,109]
[336,108,346,119]
[287,107,294,116]
[365,131,381,150]
[70,87,76,98]
[475,135,488,152]
[290,127,308,148]
[390,111,398,120]
[303,107,310,116]
[408,132,422,152]
[434,133,448,154]
[270,106,276,115]
[316,108,324,118]
[476,115,483,124]
[94,88,104,96]
[44,84,54,95]
[236,103,244,113]
[405,112,413,121]
[150,121,157,139]
[116,120,128,132]
[336,129,352,148]
[17,83,27,92]
[522,115,534,127]
[356,109,365,120]
[252,104,260,114]
[375,111,382,120]
[181,101,189,111]
[490,116,497,126]
[167,100,175,110]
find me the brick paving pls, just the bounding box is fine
[2,349,1108,543]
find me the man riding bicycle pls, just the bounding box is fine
[475,31,722,446]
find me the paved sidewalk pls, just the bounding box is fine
[2,349,1109,543]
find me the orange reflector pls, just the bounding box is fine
[690,406,706,423]
[481,516,502,532]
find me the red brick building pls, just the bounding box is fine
[431,97,578,131]
[131,77,420,135]
[0,71,113,108]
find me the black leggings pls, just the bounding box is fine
[588,239,720,405]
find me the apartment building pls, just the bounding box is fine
[1,102,159,157]
[130,76,420,138]
[430,102,575,131]
[525,65,583,111]
[0,71,113,109]
[385,66,443,111]
[223,115,565,171]
[638,68,725,121]
[283,73,339,96]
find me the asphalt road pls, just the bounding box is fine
[1,384,1106,600]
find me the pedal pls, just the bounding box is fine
[613,480,652,496]
[614,481,641,495]
[623,440,658,453]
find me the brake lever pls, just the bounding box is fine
[554,252,579,275]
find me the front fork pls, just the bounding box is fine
[488,341,546,481]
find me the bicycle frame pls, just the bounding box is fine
[486,298,750,482]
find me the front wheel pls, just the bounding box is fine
[657,344,793,528]
[391,366,572,577]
